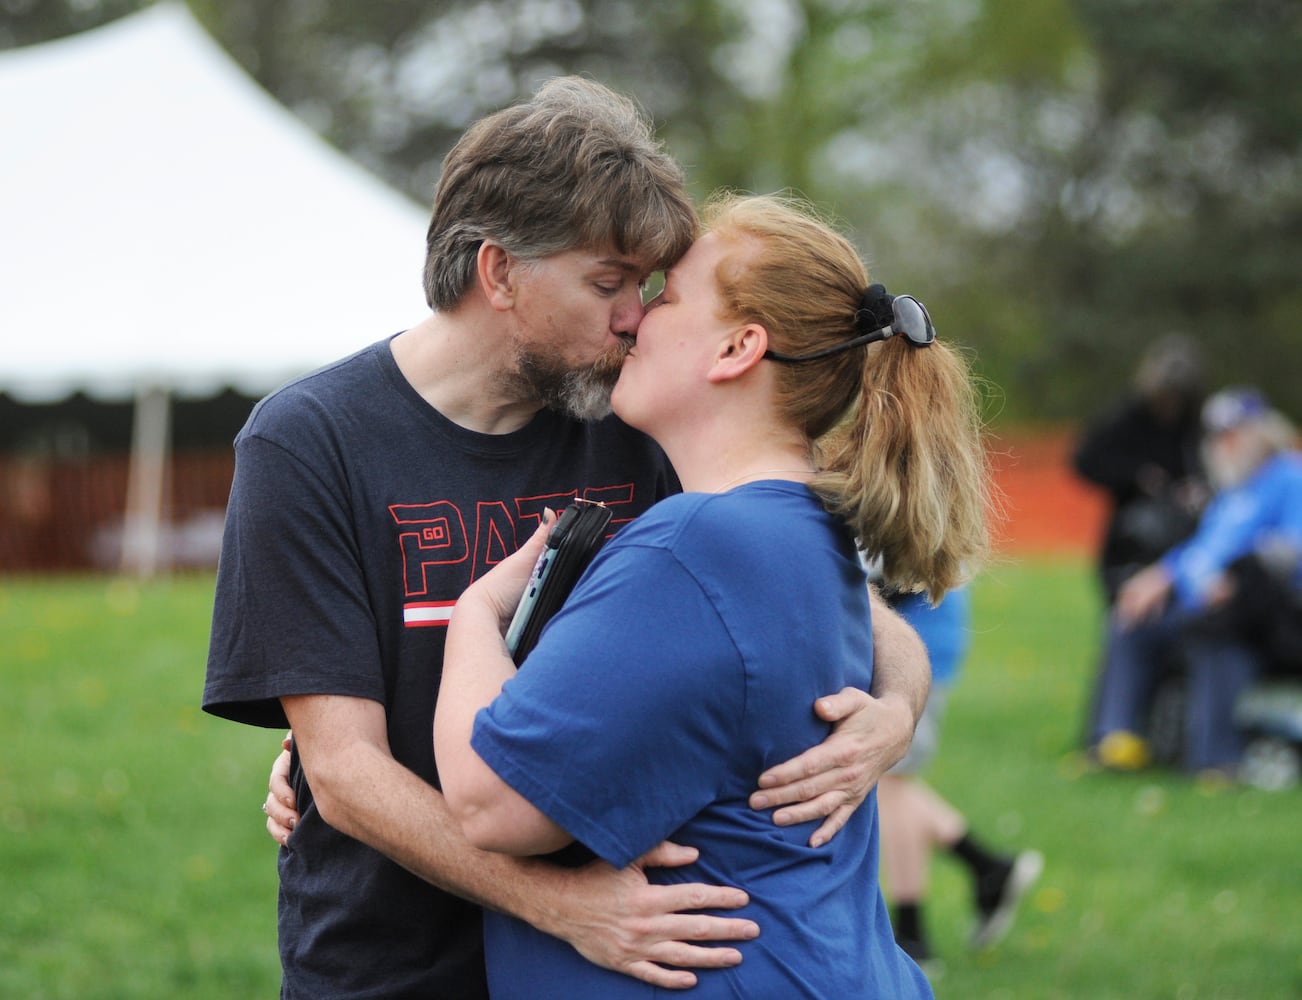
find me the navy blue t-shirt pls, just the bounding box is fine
[202,336,677,999]
[474,483,933,999]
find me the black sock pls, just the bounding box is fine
[950,832,1011,883]
[892,902,931,961]
[893,902,924,944]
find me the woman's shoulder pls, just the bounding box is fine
[614,483,833,564]
[610,491,712,547]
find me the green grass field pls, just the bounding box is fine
[2,562,1300,998]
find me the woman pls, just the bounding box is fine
[436,193,990,997]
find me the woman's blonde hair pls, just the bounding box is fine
[704,191,992,599]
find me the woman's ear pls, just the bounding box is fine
[708,323,769,383]
[476,242,516,311]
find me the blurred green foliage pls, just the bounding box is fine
[3,0,1299,424]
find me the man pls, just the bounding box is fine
[204,77,929,997]
[1092,386,1302,775]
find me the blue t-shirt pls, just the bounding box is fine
[473,481,933,999]
[890,588,971,687]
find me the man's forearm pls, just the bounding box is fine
[288,746,753,987]
[281,695,561,921]
[391,778,574,923]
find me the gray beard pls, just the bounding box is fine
[514,345,627,422]
[1204,442,1257,490]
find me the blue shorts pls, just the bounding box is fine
[888,686,948,775]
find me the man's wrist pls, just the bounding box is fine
[880,682,923,726]
[876,691,918,764]
[493,855,574,937]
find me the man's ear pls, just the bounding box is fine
[708,323,769,383]
[476,242,516,311]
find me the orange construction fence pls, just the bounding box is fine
[0,430,1106,574]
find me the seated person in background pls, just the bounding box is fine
[1091,387,1302,776]
[876,585,1043,965]
[435,192,994,998]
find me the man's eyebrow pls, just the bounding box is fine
[594,257,645,273]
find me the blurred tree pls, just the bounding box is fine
[980,0,1302,419]
[184,0,753,203]
[5,0,1298,423]
[804,0,1302,422]
[1,0,749,200]
[0,0,140,47]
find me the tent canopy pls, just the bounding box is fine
[0,2,431,403]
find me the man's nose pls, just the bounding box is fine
[613,288,646,335]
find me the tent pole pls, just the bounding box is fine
[120,384,171,578]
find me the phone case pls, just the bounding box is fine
[504,502,613,664]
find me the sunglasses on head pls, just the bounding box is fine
[763,294,936,363]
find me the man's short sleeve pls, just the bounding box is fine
[203,429,384,727]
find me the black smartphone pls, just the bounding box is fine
[504,501,613,664]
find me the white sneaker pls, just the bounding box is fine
[970,849,1044,950]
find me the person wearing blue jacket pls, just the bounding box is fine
[1092,387,1302,776]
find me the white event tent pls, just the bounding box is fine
[0,3,432,574]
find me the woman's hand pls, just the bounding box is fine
[462,509,555,629]
[263,732,297,846]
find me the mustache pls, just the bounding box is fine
[513,342,628,422]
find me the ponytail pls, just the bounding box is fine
[704,192,994,599]
[811,336,992,600]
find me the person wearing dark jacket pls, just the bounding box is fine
[1072,334,1210,754]
[1072,334,1210,604]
